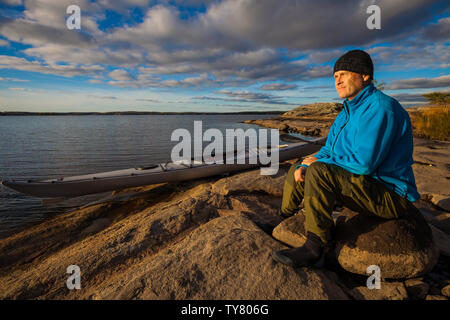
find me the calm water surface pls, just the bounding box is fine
[0,114,281,238]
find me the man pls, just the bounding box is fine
[272,49,420,268]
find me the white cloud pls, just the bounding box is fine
[388,75,450,90]
[108,69,135,81]
[1,0,23,5]
[203,0,437,50]
[368,44,450,72]
[210,89,296,105]
[87,94,118,100]
[260,83,298,91]
[96,0,152,14]
[0,0,447,92]
[0,18,95,47]
[23,0,92,28]
[135,98,160,103]
[0,55,105,77]
[0,76,30,81]
[0,39,10,47]
[391,93,427,103]
[423,17,450,41]
[88,79,104,84]
[179,73,210,86]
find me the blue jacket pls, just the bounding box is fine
[315,83,420,202]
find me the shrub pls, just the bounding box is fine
[422,92,450,105]
[410,105,450,141]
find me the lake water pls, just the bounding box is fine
[0,114,286,238]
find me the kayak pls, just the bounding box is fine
[1,138,325,198]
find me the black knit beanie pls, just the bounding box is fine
[333,50,374,79]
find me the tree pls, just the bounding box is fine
[422,92,450,105]
[373,78,385,90]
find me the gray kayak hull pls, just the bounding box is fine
[1,139,325,198]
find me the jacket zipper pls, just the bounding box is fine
[331,101,350,155]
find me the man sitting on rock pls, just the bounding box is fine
[272,49,421,268]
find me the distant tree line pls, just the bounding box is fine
[0,111,285,116]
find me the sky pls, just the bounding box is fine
[0,0,449,112]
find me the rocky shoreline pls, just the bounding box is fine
[0,103,449,300]
[242,102,344,137]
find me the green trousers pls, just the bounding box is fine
[281,161,411,244]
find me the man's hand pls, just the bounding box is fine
[294,156,318,183]
[302,156,317,166]
[294,166,307,182]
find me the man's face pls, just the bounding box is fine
[334,70,370,100]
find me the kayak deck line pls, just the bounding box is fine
[8,143,305,184]
[1,138,326,199]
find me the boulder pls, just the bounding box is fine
[404,278,430,299]
[242,102,343,137]
[434,212,450,235]
[429,224,450,257]
[272,209,343,248]
[211,165,288,198]
[441,284,450,298]
[278,123,289,132]
[281,103,343,118]
[334,208,440,279]
[417,207,450,235]
[272,212,307,247]
[349,281,409,300]
[93,214,350,300]
[425,295,448,300]
[431,195,450,212]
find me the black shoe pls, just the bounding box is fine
[272,249,325,268]
[272,232,324,268]
[255,221,275,235]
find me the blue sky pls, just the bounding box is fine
[0,0,449,112]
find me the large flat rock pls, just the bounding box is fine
[0,183,225,299]
[412,139,450,212]
[90,214,349,300]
